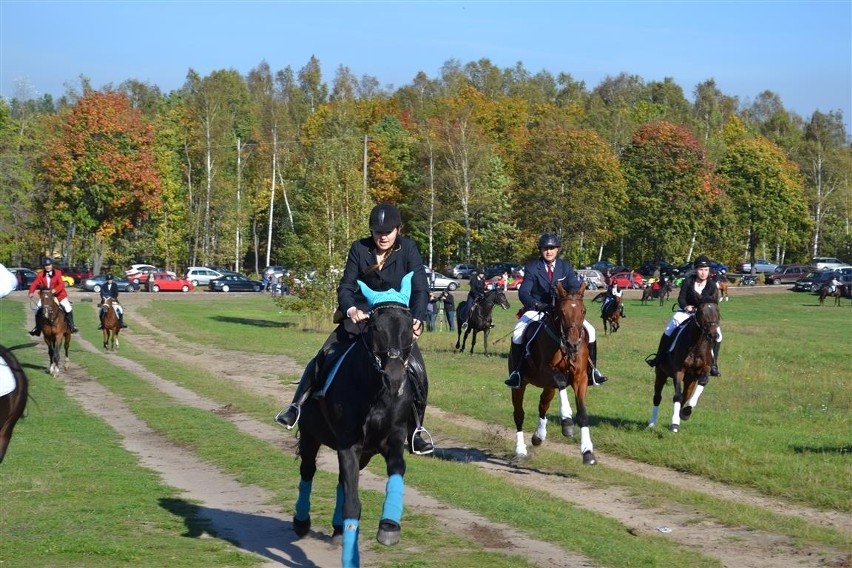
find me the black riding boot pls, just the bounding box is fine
[646,333,672,367]
[411,398,434,455]
[504,342,525,389]
[620,304,627,318]
[65,309,78,333]
[29,308,42,336]
[275,358,317,429]
[118,312,128,328]
[407,352,434,455]
[587,340,608,386]
[710,342,721,377]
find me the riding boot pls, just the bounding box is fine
[98,312,104,330]
[118,312,128,328]
[275,358,317,429]
[620,304,627,318]
[29,308,42,336]
[646,333,672,367]
[407,352,434,455]
[587,340,608,386]
[65,309,79,333]
[411,397,434,455]
[504,341,525,389]
[710,342,721,377]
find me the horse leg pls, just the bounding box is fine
[648,369,668,428]
[681,374,708,421]
[377,445,406,546]
[511,386,528,457]
[339,448,363,567]
[468,330,477,354]
[293,437,320,537]
[482,329,490,356]
[571,377,595,465]
[669,371,685,433]
[103,328,109,350]
[531,387,555,446]
[455,327,463,350]
[63,332,71,371]
[558,388,574,437]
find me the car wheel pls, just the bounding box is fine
[152,285,160,292]
[448,282,458,291]
[222,285,230,292]
[93,284,102,293]
[191,280,199,287]
[181,285,190,292]
[128,285,137,292]
[254,285,262,292]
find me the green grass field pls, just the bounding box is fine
[0,289,849,567]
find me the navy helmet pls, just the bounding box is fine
[42,257,54,267]
[694,255,711,268]
[537,233,561,249]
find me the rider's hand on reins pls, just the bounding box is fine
[349,308,369,324]
[412,319,423,340]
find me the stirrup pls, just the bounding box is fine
[645,354,658,367]
[274,404,301,430]
[588,370,608,386]
[504,370,522,389]
[411,427,434,455]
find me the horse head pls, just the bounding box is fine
[39,290,60,325]
[554,280,587,353]
[490,289,511,310]
[695,301,720,340]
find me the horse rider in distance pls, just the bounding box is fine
[28,257,79,335]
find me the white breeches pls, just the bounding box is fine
[665,312,722,342]
[36,298,73,312]
[512,310,597,344]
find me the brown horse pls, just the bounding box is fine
[510,281,596,465]
[818,283,842,307]
[649,300,720,433]
[101,297,121,351]
[0,345,28,464]
[718,278,729,302]
[38,290,72,376]
[600,294,622,335]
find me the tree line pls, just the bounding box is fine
[1,56,849,281]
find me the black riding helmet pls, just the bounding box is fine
[694,255,711,268]
[369,203,402,233]
[42,257,53,267]
[538,233,561,249]
[106,274,114,280]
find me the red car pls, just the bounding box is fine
[146,273,194,292]
[487,272,524,291]
[610,271,645,289]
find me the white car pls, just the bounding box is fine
[185,267,224,287]
[424,269,459,291]
[810,257,847,271]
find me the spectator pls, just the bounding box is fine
[440,290,456,331]
[426,294,437,331]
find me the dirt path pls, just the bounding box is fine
[24,291,850,567]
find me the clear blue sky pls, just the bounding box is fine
[1,0,850,131]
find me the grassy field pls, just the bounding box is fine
[0,289,849,567]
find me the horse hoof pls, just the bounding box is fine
[531,434,543,447]
[376,519,400,546]
[292,516,311,538]
[669,424,679,433]
[582,450,597,465]
[680,406,693,420]
[331,524,343,544]
[561,417,574,438]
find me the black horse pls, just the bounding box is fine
[649,300,721,433]
[455,288,510,355]
[0,344,29,464]
[291,275,422,567]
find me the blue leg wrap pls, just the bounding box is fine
[295,479,312,521]
[342,518,360,568]
[381,473,404,523]
[333,483,344,527]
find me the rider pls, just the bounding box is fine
[505,233,609,389]
[646,255,723,376]
[602,278,626,319]
[28,257,79,335]
[462,269,487,328]
[97,274,128,329]
[275,203,434,454]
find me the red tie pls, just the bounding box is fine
[547,264,553,282]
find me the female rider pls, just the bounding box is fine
[276,203,434,454]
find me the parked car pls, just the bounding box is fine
[146,273,193,292]
[208,274,264,292]
[810,257,846,271]
[424,268,459,291]
[263,265,289,280]
[674,259,729,278]
[793,272,821,292]
[60,266,93,284]
[611,271,645,289]
[589,260,618,273]
[8,267,37,291]
[809,270,842,293]
[766,264,810,285]
[448,263,478,279]
[82,275,139,293]
[127,267,176,285]
[483,262,523,280]
[184,267,224,287]
[486,272,523,291]
[638,260,676,279]
[577,269,606,290]
[738,259,778,273]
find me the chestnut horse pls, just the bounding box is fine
[649,300,721,433]
[718,277,729,302]
[38,289,72,376]
[0,344,28,464]
[510,281,596,465]
[101,297,121,351]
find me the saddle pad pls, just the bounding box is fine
[317,342,358,397]
[0,357,16,397]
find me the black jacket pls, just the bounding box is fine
[677,274,719,309]
[337,236,429,322]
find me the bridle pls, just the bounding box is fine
[361,303,415,388]
[39,290,61,326]
[694,302,720,341]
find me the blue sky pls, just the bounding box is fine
[1,1,850,131]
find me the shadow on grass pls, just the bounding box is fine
[791,445,850,455]
[212,315,296,328]
[159,497,333,567]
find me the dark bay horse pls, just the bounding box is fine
[818,283,842,307]
[455,288,510,355]
[641,280,673,306]
[0,345,28,464]
[291,276,421,567]
[38,290,71,377]
[101,297,121,351]
[510,281,596,465]
[600,294,622,335]
[649,300,721,433]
